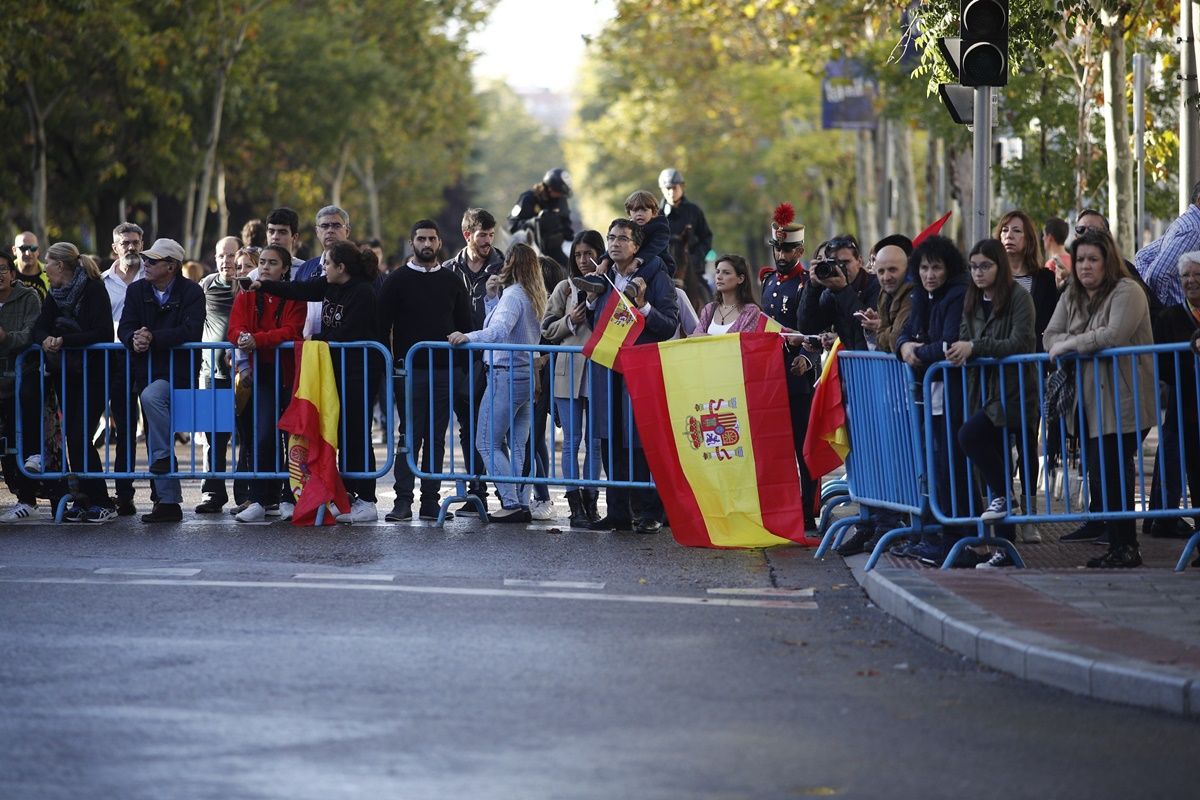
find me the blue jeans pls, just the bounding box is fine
[140,379,181,504]
[476,368,532,509]
[552,395,597,481]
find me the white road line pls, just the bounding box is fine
[293,573,396,582]
[4,577,818,610]
[707,587,816,598]
[93,568,202,577]
[504,579,606,590]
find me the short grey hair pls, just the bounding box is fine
[1177,250,1200,275]
[316,205,350,227]
[112,222,144,239]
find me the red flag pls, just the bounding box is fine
[582,287,645,372]
[803,340,850,478]
[913,211,952,248]
[622,333,815,548]
[278,341,350,525]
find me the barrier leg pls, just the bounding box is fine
[814,511,862,559]
[865,525,922,571]
[439,479,488,524]
[315,504,326,526]
[1175,531,1200,572]
[54,494,72,524]
[942,522,1025,569]
[816,494,854,536]
[820,479,848,504]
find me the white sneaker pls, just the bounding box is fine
[235,502,267,523]
[0,502,36,523]
[980,495,1009,522]
[277,502,294,521]
[23,454,42,473]
[336,498,377,523]
[529,499,555,521]
[1018,523,1042,543]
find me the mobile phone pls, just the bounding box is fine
[238,277,253,290]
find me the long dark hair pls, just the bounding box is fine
[963,238,1013,316]
[994,209,1042,277]
[714,254,758,307]
[568,230,606,278]
[328,240,379,283]
[1067,229,1126,315]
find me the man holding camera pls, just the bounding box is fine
[810,234,879,352]
[760,204,823,531]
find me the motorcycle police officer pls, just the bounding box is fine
[508,168,574,269]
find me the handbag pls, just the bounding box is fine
[1043,364,1076,424]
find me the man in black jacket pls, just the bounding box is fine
[509,168,573,268]
[658,168,713,289]
[812,234,880,351]
[117,238,206,523]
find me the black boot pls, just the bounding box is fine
[582,488,601,524]
[566,490,588,528]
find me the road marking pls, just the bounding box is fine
[93,568,202,577]
[504,579,606,590]
[707,587,816,598]
[293,573,396,582]
[4,577,818,610]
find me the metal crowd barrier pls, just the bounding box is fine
[402,341,654,524]
[11,341,392,523]
[920,343,1200,571]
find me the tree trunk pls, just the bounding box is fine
[894,124,920,239]
[854,130,878,249]
[948,143,973,249]
[182,175,197,254]
[1101,10,1135,256]
[330,139,352,208]
[22,79,55,246]
[350,153,383,240]
[216,161,229,240]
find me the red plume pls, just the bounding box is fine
[913,211,952,248]
[772,202,796,228]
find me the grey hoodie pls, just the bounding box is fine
[0,282,42,396]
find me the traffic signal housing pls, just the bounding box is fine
[959,0,1008,86]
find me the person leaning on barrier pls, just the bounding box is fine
[194,236,241,515]
[117,238,206,524]
[946,239,1038,568]
[449,243,548,523]
[1044,229,1157,569]
[583,218,680,534]
[893,235,973,566]
[1147,250,1200,542]
[378,219,472,523]
[525,254,565,521]
[0,251,47,523]
[227,245,306,524]
[28,244,117,523]
[255,241,383,524]
[102,222,145,515]
[542,229,606,527]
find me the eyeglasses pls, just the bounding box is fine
[317,222,345,231]
[969,261,996,272]
[238,246,262,256]
[140,256,167,267]
[607,234,633,244]
[17,245,38,253]
[828,235,859,255]
[0,266,11,274]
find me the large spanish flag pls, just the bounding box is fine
[582,288,644,372]
[278,341,350,525]
[622,333,813,548]
[803,339,850,478]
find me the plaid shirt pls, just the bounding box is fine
[1136,203,1200,308]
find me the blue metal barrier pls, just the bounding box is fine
[922,343,1200,571]
[10,340,392,523]
[402,341,655,524]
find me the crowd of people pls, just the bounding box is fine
[2,168,1199,572]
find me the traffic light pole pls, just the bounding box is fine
[972,86,992,244]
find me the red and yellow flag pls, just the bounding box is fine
[803,339,850,478]
[582,288,644,372]
[278,341,350,525]
[754,313,784,333]
[622,333,814,548]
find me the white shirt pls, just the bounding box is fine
[102,264,145,323]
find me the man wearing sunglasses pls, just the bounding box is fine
[11,232,48,300]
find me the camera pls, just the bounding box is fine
[812,258,840,281]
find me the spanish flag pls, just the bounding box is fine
[582,287,644,372]
[803,339,850,478]
[622,333,813,548]
[278,341,350,525]
[754,313,784,333]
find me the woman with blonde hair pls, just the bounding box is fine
[448,243,547,522]
[30,242,116,522]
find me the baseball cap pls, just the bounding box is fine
[141,238,186,262]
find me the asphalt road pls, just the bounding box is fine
[0,511,1197,799]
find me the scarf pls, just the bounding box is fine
[49,264,89,320]
[1187,298,1200,327]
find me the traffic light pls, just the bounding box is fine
[959,0,1008,86]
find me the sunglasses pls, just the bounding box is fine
[17,245,38,253]
[827,236,859,255]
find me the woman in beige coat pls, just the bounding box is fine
[1043,229,1156,568]
[542,230,605,526]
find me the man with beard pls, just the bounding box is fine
[379,220,472,522]
[509,168,574,269]
[444,208,504,515]
[102,222,147,515]
[759,203,823,532]
[294,205,353,336]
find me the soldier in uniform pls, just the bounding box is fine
[759,203,823,531]
[508,168,574,269]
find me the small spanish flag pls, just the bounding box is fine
[583,287,645,372]
[803,339,850,478]
[754,313,784,333]
[278,340,351,525]
[622,333,813,548]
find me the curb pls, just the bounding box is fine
[846,556,1200,718]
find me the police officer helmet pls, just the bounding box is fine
[542,168,572,197]
[658,168,684,192]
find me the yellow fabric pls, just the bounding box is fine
[760,316,783,333]
[590,290,642,369]
[815,340,850,460]
[659,335,791,547]
[292,340,340,448]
